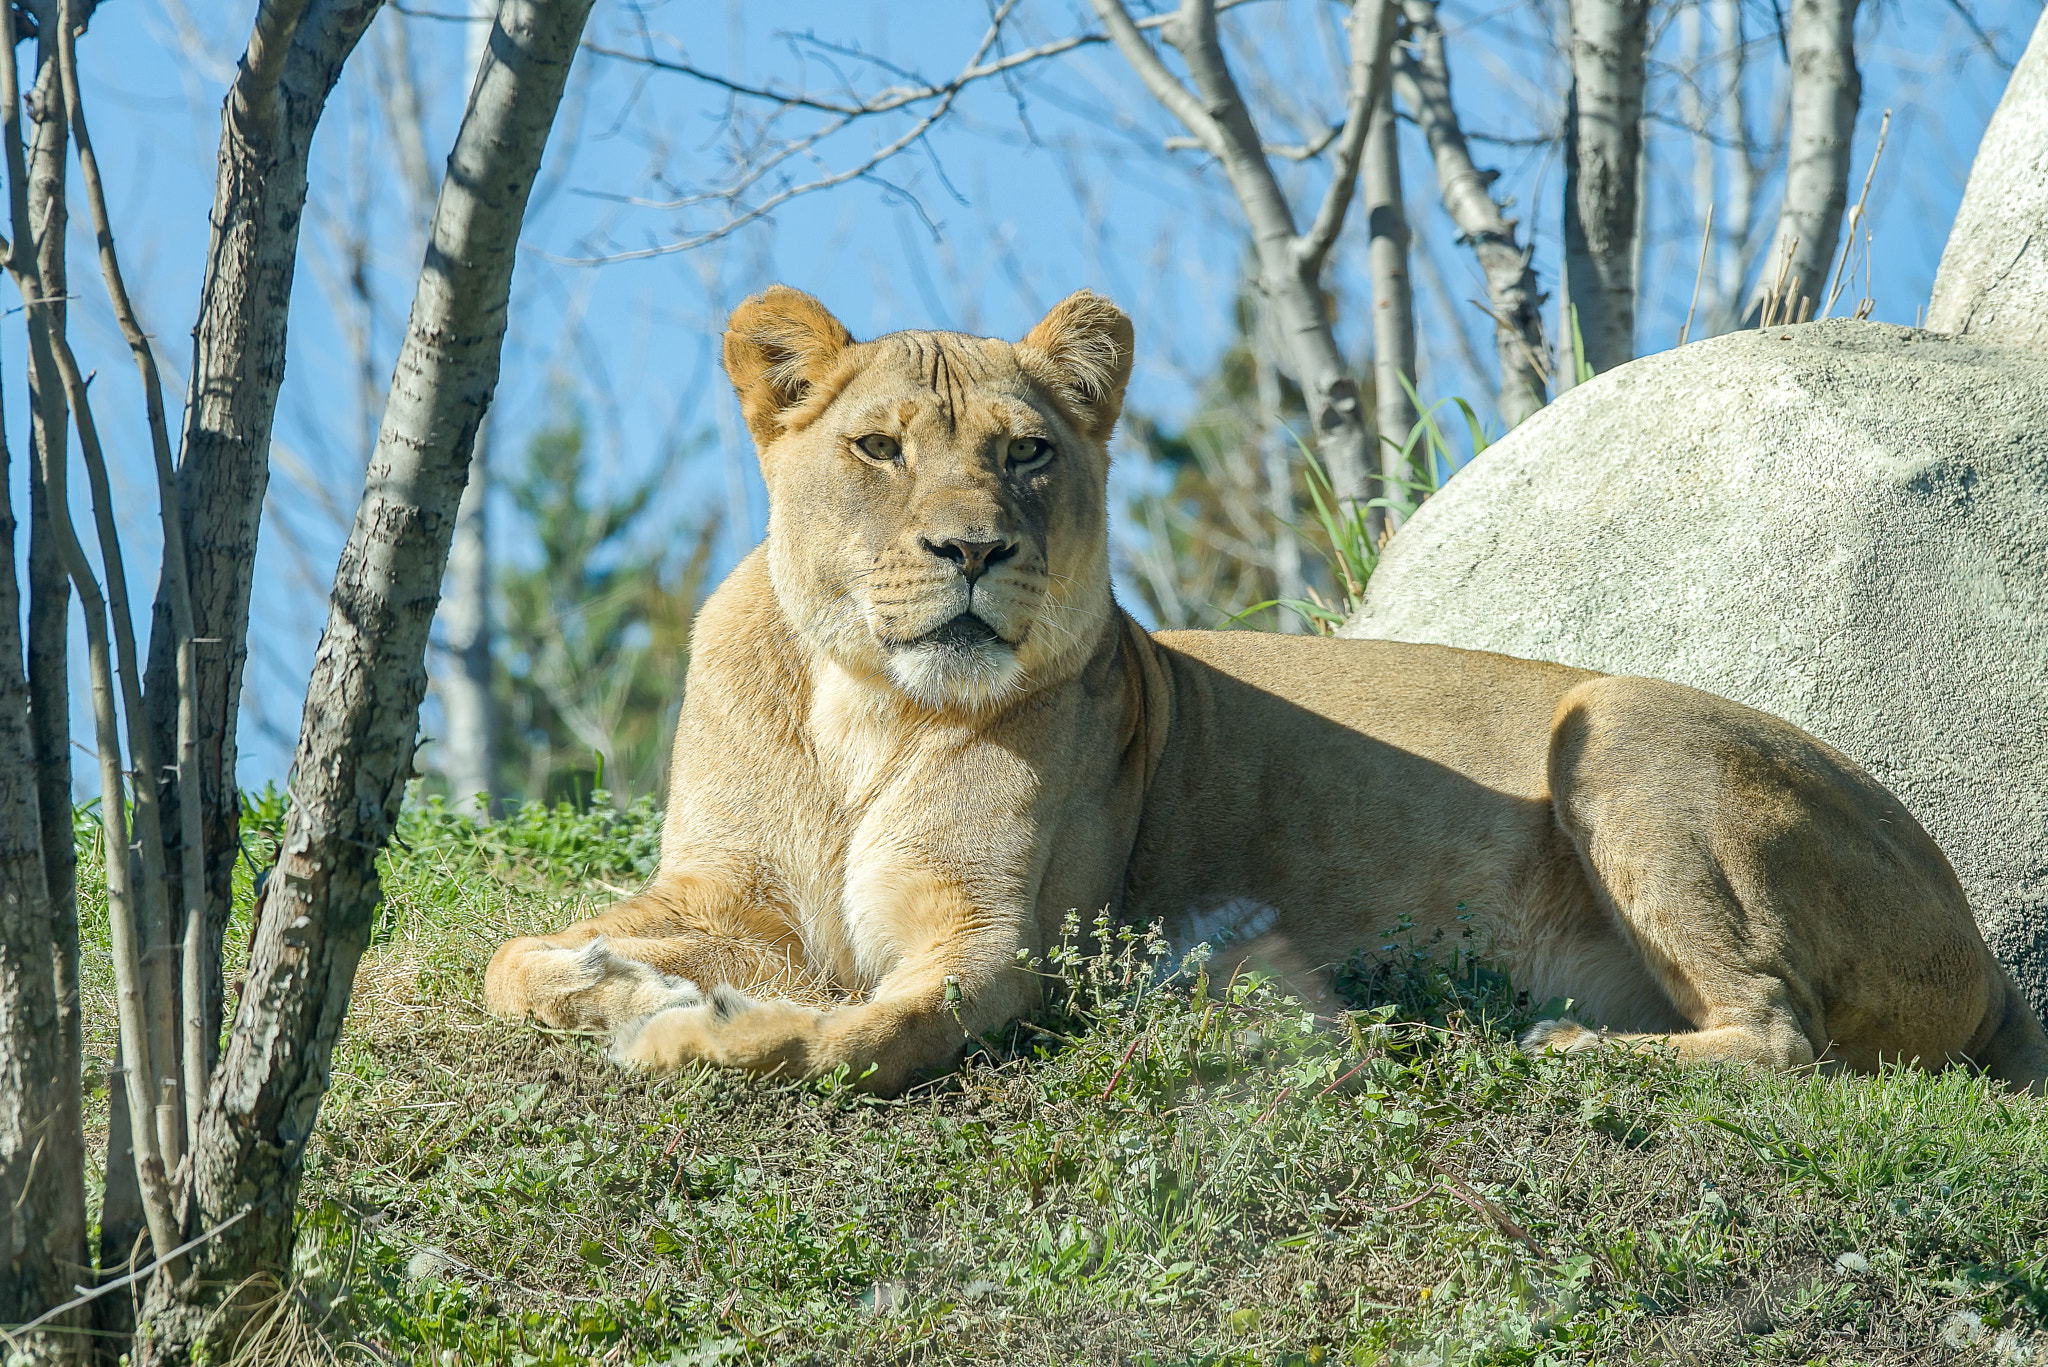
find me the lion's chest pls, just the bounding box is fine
[776,660,988,985]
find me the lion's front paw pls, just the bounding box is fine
[611,1002,719,1072]
[485,935,702,1032]
[1518,1018,1604,1054]
[611,986,820,1077]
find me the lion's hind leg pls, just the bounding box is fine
[1526,675,1986,1077]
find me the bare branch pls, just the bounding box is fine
[1093,0,1375,504]
[1164,123,1339,160]
[1395,0,1547,424]
[58,0,214,1164]
[1087,0,1227,157]
[231,0,310,133]
[1298,0,1398,276]
[576,0,1267,119]
[554,0,1021,264]
[0,1,183,1274]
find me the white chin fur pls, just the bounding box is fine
[885,639,1025,710]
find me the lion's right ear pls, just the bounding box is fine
[723,287,855,448]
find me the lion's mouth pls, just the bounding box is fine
[906,612,1009,652]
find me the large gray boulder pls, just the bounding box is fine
[1340,321,2048,1013]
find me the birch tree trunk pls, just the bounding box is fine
[0,384,84,1365]
[1712,0,1755,336]
[1394,0,1547,425]
[438,416,499,813]
[1253,303,1305,632]
[1089,0,1397,507]
[141,0,595,1353]
[20,17,90,1289]
[1364,84,1416,532]
[1563,0,1647,378]
[408,8,502,815]
[1928,9,2048,348]
[1749,0,1862,325]
[136,0,382,1140]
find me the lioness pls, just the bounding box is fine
[485,286,2048,1097]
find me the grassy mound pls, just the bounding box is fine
[70,797,2048,1365]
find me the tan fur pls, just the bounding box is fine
[485,288,2048,1097]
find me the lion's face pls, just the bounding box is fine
[723,289,1134,711]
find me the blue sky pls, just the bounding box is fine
[15,0,2042,792]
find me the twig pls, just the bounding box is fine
[42,0,189,1181]
[1425,1159,1543,1256]
[1345,1183,1445,1215]
[1099,1031,1148,1098]
[1822,108,1889,319]
[553,1,1022,263]
[0,1210,248,1346]
[1678,201,1714,347]
[1315,1058,1370,1097]
[578,0,1268,117]
[1164,123,1340,160]
[1253,1086,1294,1126]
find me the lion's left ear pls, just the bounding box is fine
[1016,290,1134,443]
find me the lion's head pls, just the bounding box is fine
[723,288,1134,712]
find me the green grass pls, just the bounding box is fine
[68,802,2048,1365]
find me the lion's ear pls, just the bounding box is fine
[723,286,855,447]
[1017,290,1134,443]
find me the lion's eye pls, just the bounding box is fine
[1007,436,1052,468]
[854,434,901,465]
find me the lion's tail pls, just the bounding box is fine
[1973,960,2048,1096]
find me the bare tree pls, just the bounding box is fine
[1748,0,1862,324]
[1928,9,2048,347]
[5,7,92,1356]
[1089,0,1397,512]
[0,0,577,1354]
[0,352,79,1356]
[142,0,594,1354]
[126,0,383,1272]
[1564,0,1647,378]
[1393,0,1548,425]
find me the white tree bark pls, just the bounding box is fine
[1749,0,1863,324]
[1393,0,1547,426]
[1563,0,1647,378]
[1253,301,1305,631]
[1928,10,2048,348]
[1364,83,1416,528]
[421,9,502,816]
[438,415,499,813]
[1090,0,1397,507]
[9,9,91,1344]
[1712,0,1755,336]
[0,371,82,1364]
[143,0,594,1355]
[137,0,383,1118]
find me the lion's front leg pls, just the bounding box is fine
[484,874,805,1034]
[611,874,1033,1095]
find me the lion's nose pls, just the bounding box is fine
[921,536,1017,585]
